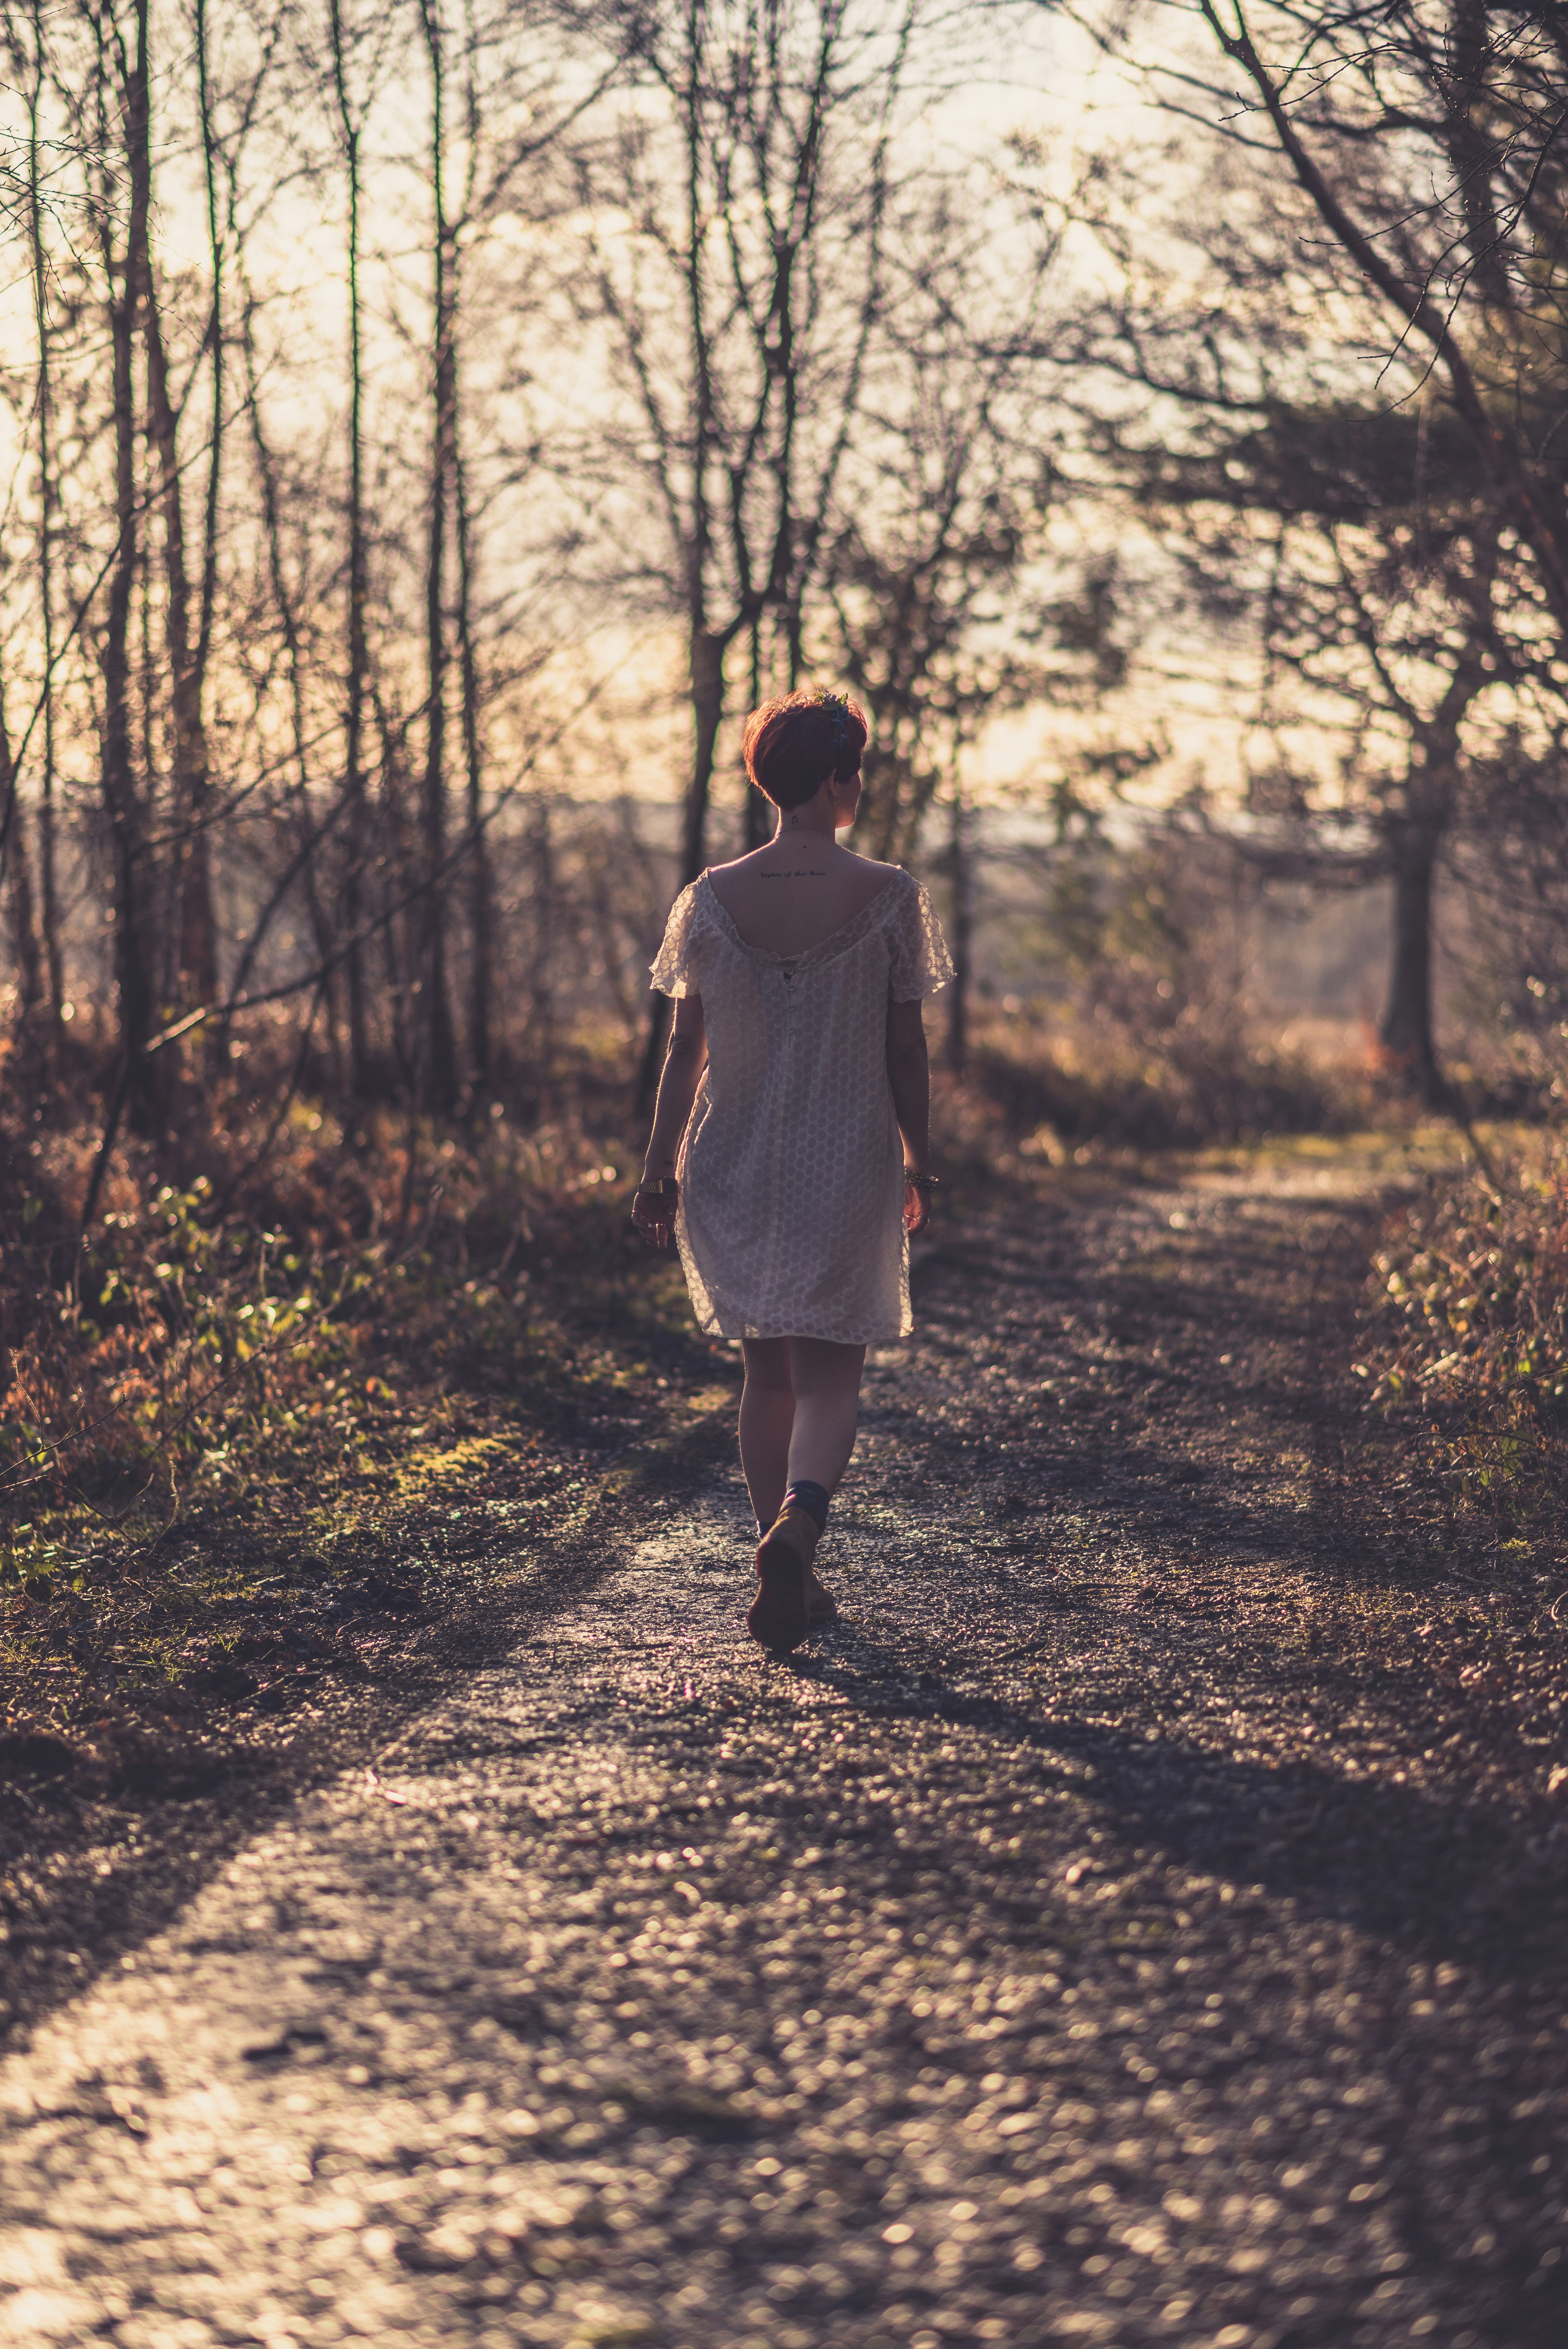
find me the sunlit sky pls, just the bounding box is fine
[0,0,1300,828]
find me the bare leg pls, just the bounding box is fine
[746,1336,865,1649]
[784,1337,866,1496]
[739,1337,795,1531]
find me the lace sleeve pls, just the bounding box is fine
[649,880,702,998]
[887,876,955,1000]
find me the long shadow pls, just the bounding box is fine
[789,1628,1568,1988]
[837,1445,1426,1605]
[0,1406,735,2060]
[914,1196,1381,1362]
[890,1215,1433,1592]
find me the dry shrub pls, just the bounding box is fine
[1365,1137,1568,1533]
[947,1009,1373,1162]
[983,822,1381,1150]
[0,1016,647,1581]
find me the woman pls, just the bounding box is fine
[631,688,953,1652]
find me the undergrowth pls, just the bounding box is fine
[939,1008,1380,1167]
[1364,1133,1568,1544]
[0,1024,722,1747]
[0,994,1474,1745]
[1,1091,653,1559]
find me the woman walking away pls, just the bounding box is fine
[631,688,953,1653]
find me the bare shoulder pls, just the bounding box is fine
[828,848,908,907]
[848,853,913,904]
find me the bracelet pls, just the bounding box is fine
[904,1171,941,1192]
[636,1177,679,1196]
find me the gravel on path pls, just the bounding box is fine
[2,1158,1566,2349]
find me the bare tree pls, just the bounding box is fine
[455,424,492,1097]
[416,0,461,1111]
[14,0,64,1037]
[1142,0,1568,668]
[1041,39,1552,1101]
[91,0,159,1133]
[0,0,1082,1174]
[327,0,378,1095]
[579,0,996,1099]
[1124,389,1507,1099]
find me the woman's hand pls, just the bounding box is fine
[631,1179,679,1251]
[904,1171,937,1237]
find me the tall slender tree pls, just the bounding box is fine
[94,0,159,1133]
[21,0,63,1037]
[328,0,374,1094]
[418,0,459,1112]
[583,0,948,1101]
[127,0,216,1011]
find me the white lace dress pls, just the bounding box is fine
[649,867,953,1344]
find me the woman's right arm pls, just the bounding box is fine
[632,994,707,1248]
[886,995,933,1236]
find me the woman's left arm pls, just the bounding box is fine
[632,994,707,1249]
[886,994,934,1237]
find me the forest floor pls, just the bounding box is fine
[2,1137,1567,2349]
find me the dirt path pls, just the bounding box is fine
[2,1157,1566,2349]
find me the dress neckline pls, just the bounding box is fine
[698,866,905,966]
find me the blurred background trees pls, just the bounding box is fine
[1,0,1566,1217]
[1076,0,1568,1110]
[3,0,1566,1741]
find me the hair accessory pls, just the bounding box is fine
[809,687,850,757]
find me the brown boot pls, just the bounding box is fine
[807,1570,838,1626]
[748,1505,819,1652]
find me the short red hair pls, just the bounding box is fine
[742,690,868,811]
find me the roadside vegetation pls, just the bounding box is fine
[0,988,1537,1776]
[1366,1137,1568,1560]
[2,0,1567,1797]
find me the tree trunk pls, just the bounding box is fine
[0,687,42,1017]
[743,617,769,847]
[1379,826,1445,1107]
[194,0,222,685]
[636,627,727,1112]
[27,0,62,1042]
[98,3,158,1136]
[455,431,490,1101]
[635,49,727,1119]
[528,794,554,1077]
[132,0,215,1015]
[681,627,725,883]
[329,0,371,1096]
[187,0,222,1025]
[5,812,43,1019]
[945,779,971,1075]
[240,279,340,1074]
[418,0,459,1114]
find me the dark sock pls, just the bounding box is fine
[782,1479,830,1535]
